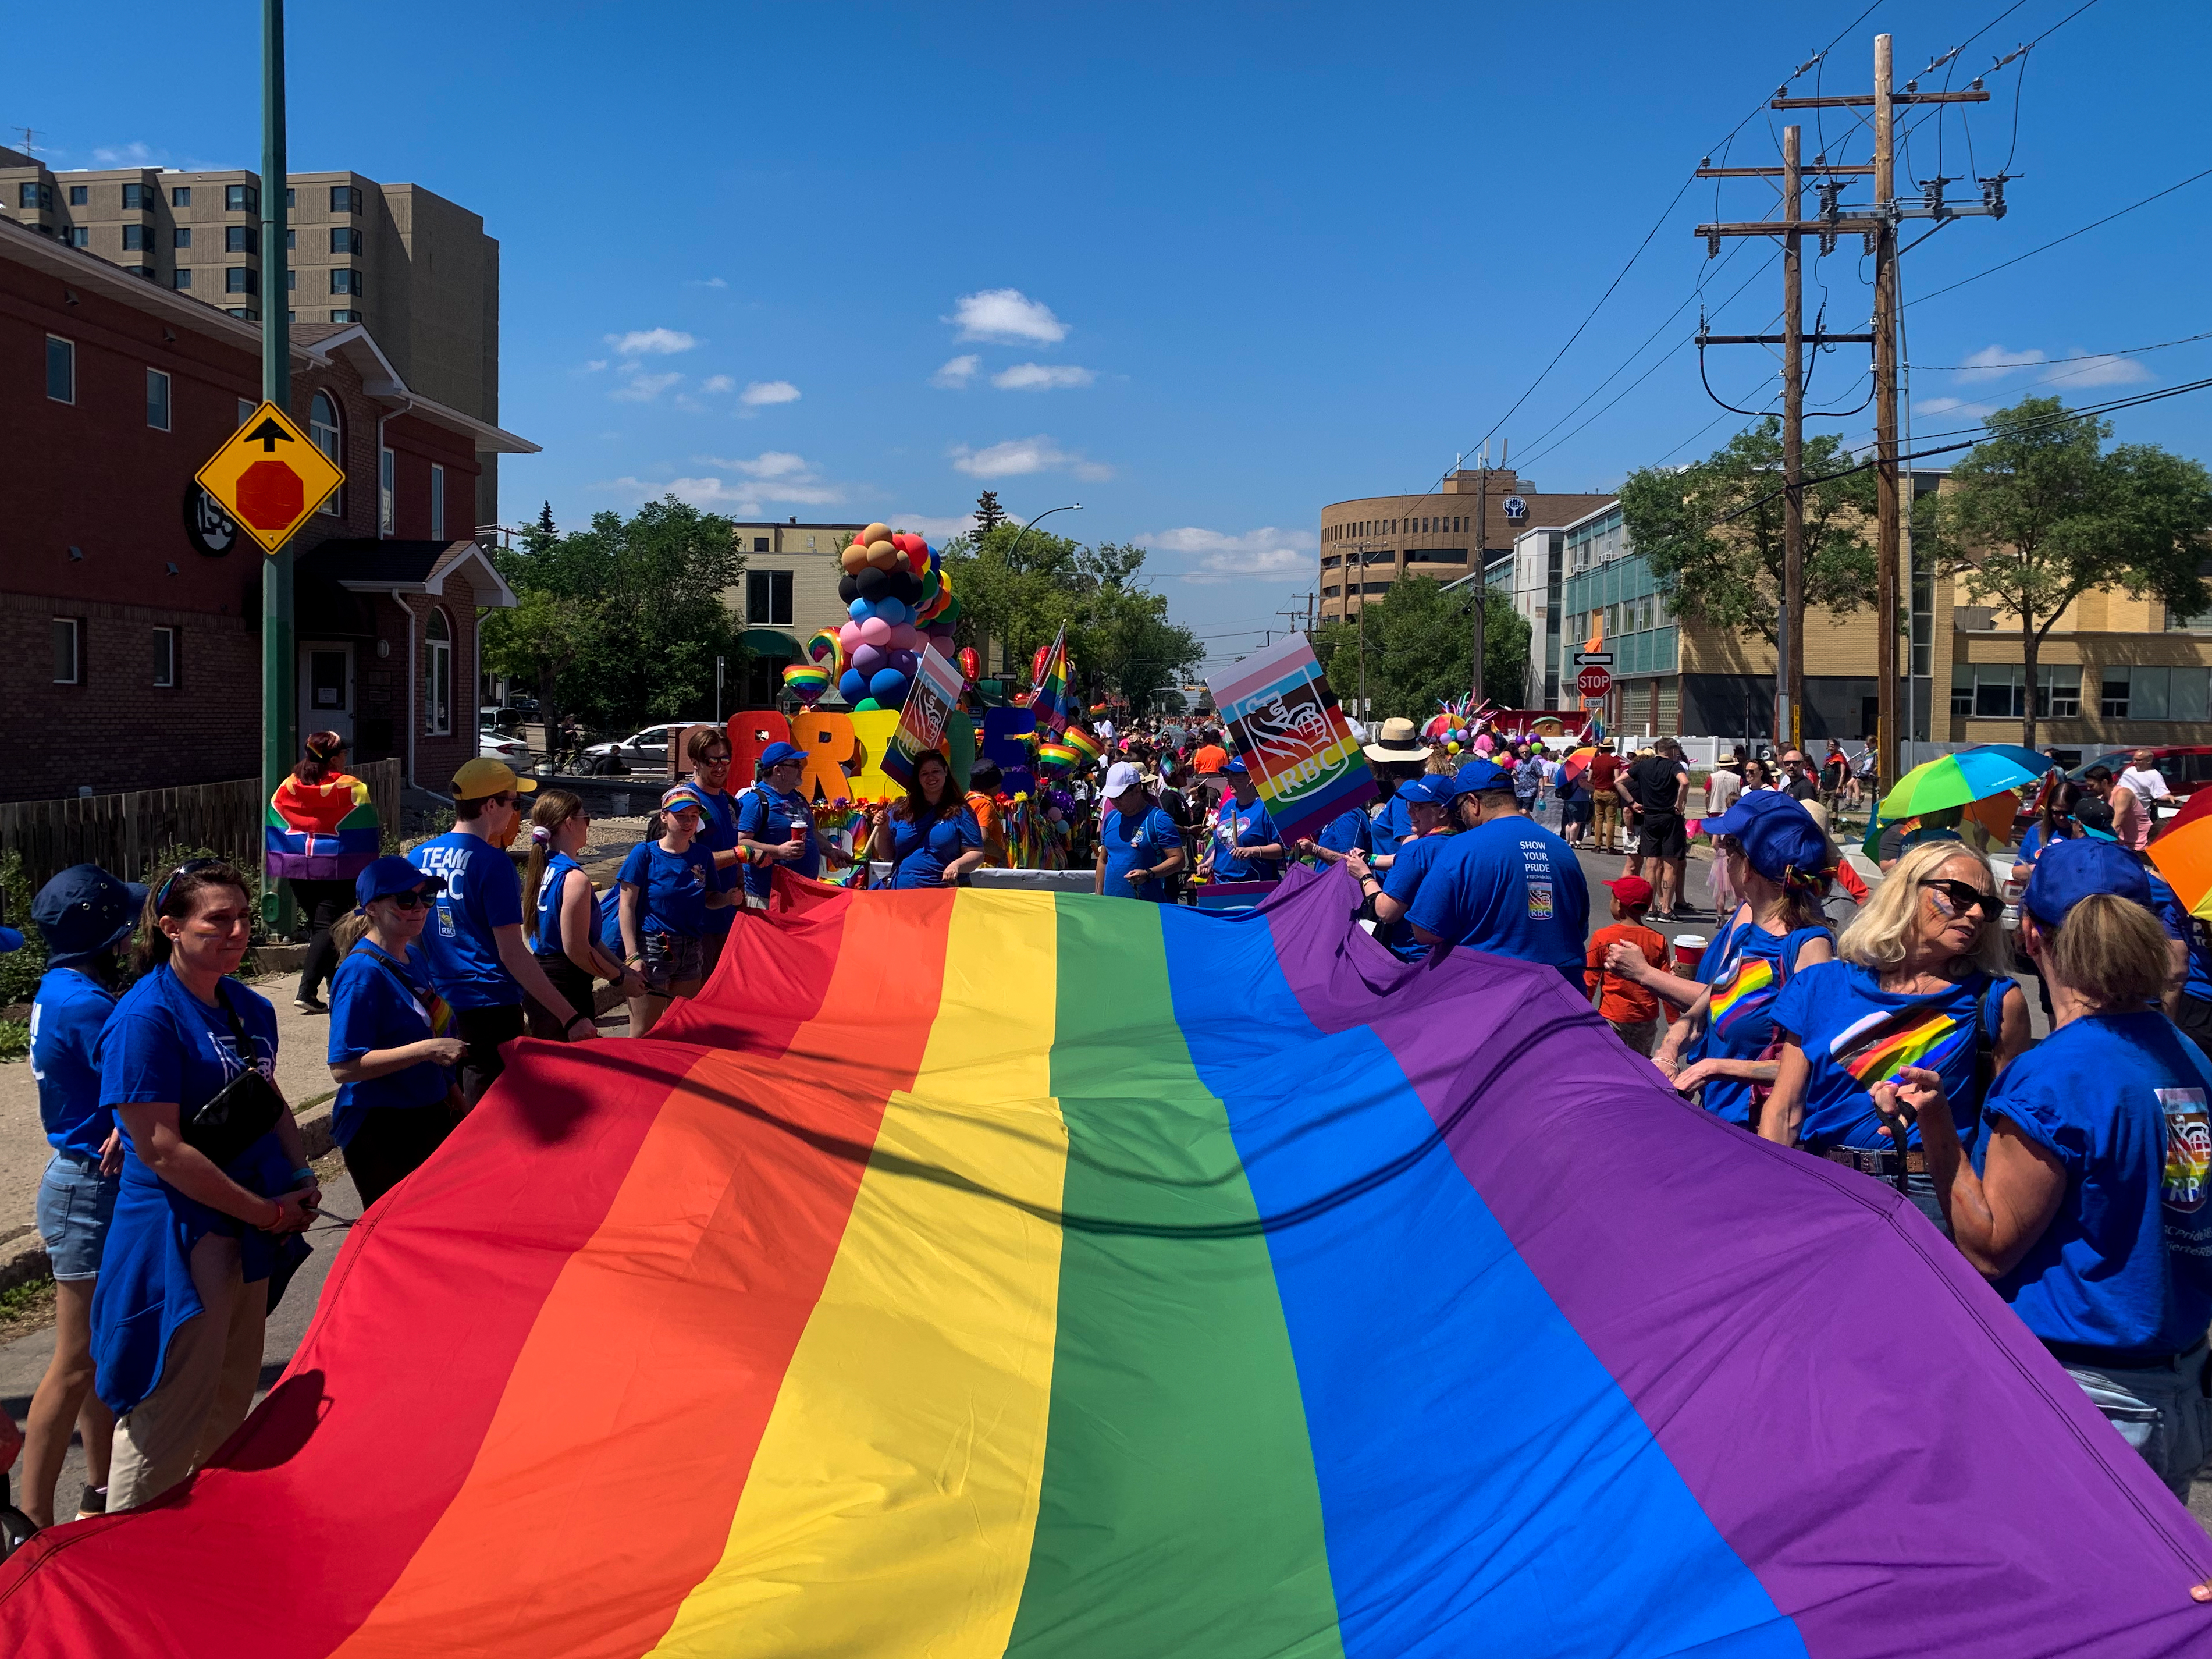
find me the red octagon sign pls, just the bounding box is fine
[1577,665,1613,699]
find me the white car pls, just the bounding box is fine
[478,728,535,769]
[577,721,706,776]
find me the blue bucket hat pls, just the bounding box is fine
[2022,836,2150,930]
[1706,795,1829,885]
[1449,758,1513,797]
[356,855,447,908]
[758,740,805,772]
[31,864,147,967]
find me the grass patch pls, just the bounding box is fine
[0,1273,56,1338]
[0,1019,26,1064]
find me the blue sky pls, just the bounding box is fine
[10,1,2207,673]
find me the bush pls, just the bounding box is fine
[0,849,46,1009]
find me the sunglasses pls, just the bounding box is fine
[154,855,225,913]
[1918,878,2003,920]
[381,889,436,910]
[699,752,732,766]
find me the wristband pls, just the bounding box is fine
[290,1166,315,1188]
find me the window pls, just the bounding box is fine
[122,183,150,210]
[379,447,395,535]
[286,187,294,209]
[225,267,257,294]
[311,390,343,514]
[238,397,256,427]
[286,269,296,290]
[45,335,73,403]
[331,268,364,296]
[122,223,150,250]
[286,228,294,250]
[68,184,88,207]
[2101,674,2131,719]
[54,619,81,684]
[430,463,445,540]
[172,226,191,248]
[171,185,191,207]
[1957,663,2081,719]
[225,308,258,320]
[423,609,452,736]
[225,224,258,254]
[225,183,258,213]
[752,535,770,552]
[172,269,193,290]
[328,310,360,323]
[332,185,362,213]
[66,226,87,248]
[18,181,53,210]
[747,569,795,626]
[330,225,362,255]
[147,368,170,431]
[152,627,176,688]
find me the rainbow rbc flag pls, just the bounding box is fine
[1205,634,1375,847]
[4,869,2204,1656]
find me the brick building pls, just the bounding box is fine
[1,215,534,803]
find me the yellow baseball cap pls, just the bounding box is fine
[450,757,538,797]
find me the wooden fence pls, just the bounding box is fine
[0,758,403,895]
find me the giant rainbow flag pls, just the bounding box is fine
[5,868,2209,1654]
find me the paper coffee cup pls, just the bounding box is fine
[1672,933,1708,974]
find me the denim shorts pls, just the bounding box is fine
[639,929,706,993]
[36,1150,119,1282]
[2062,1343,2212,1501]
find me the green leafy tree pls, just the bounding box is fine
[1931,396,2212,746]
[479,587,603,749]
[1313,577,1530,722]
[1619,417,1877,648]
[489,496,746,732]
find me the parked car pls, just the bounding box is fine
[577,722,703,776]
[479,705,531,734]
[479,727,536,769]
[2067,745,2212,800]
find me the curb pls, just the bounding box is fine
[0,1100,336,1296]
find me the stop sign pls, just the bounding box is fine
[1577,665,1613,699]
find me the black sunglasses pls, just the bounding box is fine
[1918,878,2003,919]
[154,855,225,912]
[382,889,436,910]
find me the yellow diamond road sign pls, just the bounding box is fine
[194,400,346,556]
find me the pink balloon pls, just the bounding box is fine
[858,616,894,649]
[838,620,863,650]
[887,623,922,653]
[924,633,954,658]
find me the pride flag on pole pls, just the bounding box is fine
[1205,634,1375,847]
[4,870,2206,1655]
[1032,624,1074,737]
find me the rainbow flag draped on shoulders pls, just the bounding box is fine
[264,773,380,882]
[5,867,2207,1655]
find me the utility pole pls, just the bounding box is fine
[1694,31,2003,792]
[1277,600,1312,642]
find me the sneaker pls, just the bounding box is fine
[294,996,328,1015]
[73,1484,105,1521]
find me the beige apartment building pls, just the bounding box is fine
[1318,469,1614,626]
[726,519,867,706]
[0,147,502,527]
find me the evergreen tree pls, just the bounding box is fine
[973,490,1007,539]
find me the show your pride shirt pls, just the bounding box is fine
[1983,1010,2212,1354]
[620,838,717,936]
[409,830,525,1010]
[1100,804,1182,902]
[1403,815,1589,974]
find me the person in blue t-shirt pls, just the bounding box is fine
[1899,837,2212,1498]
[409,759,595,1106]
[1763,838,2030,1231]
[1359,720,1434,857]
[1203,760,1285,883]
[1094,761,1185,901]
[1406,758,1590,982]
[732,741,822,905]
[868,751,987,890]
[325,857,470,1207]
[677,726,749,969]
[620,786,735,1035]
[1344,775,1453,960]
[1631,794,1836,1130]
[17,865,143,1529]
[91,858,319,1513]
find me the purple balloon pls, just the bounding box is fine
[888,649,919,677]
[850,642,886,677]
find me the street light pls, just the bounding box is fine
[997,502,1082,674]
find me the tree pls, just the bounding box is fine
[1312,577,1531,722]
[479,586,602,749]
[529,501,557,550]
[1931,396,2212,747]
[973,490,1008,539]
[1619,417,1877,647]
[488,496,746,733]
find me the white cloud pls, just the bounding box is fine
[1148,527,1316,585]
[604,327,698,356]
[582,358,609,373]
[699,374,735,394]
[949,435,1111,481]
[601,476,763,511]
[684,450,842,505]
[687,276,728,289]
[610,370,682,402]
[947,288,1069,344]
[933,354,981,388]
[91,141,158,166]
[739,379,802,406]
[1955,344,2046,383]
[1950,343,2150,392]
[2052,351,2153,388]
[698,450,810,479]
[888,511,981,544]
[991,363,1096,391]
[1916,395,1994,420]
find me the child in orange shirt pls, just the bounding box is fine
[1585,875,1667,1055]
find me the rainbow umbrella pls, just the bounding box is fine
[1879,748,2044,820]
[1559,745,1599,786]
[2150,800,2212,919]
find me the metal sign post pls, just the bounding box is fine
[259,0,294,931]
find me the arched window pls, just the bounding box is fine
[423,607,451,736]
[311,390,343,516]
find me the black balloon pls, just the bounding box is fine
[838,574,860,603]
[854,567,893,601]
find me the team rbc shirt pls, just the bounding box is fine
[408,831,525,1010]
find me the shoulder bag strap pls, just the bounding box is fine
[211,981,259,1072]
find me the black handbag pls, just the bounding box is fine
[180,983,287,1169]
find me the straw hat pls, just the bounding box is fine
[1361,716,1433,765]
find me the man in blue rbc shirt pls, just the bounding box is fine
[1408,758,1591,983]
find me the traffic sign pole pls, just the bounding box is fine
[261,0,293,934]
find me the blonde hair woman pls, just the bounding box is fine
[1758,839,2031,1231]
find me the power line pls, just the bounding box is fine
[1910,329,2212,370]
[1909,165,2212,307]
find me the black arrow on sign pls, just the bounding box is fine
[244,418,294,452]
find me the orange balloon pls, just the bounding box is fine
[866,538,899,570]
[859,522,892,547]
[840,543,869,573]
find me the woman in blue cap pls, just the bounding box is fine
[1891,837,2212,1498]
[1342,774,1453,960]
[1761,838,2031,1230]
[620,787,737,1033]
[324,857,470,1206]
[1624,794,1836,1131]
[92,858,319,1511]
[733,741,821,905]
[1202,759,1285,883]
[867,751,987,889]
[17,866,143,1530]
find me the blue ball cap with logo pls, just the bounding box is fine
[1449,758,1513,797]
[356,855,448,909]
[1222,756,1250,776]
[1395,774,1448,806]
[2022,835,2151,930]
[758,740,805,772]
